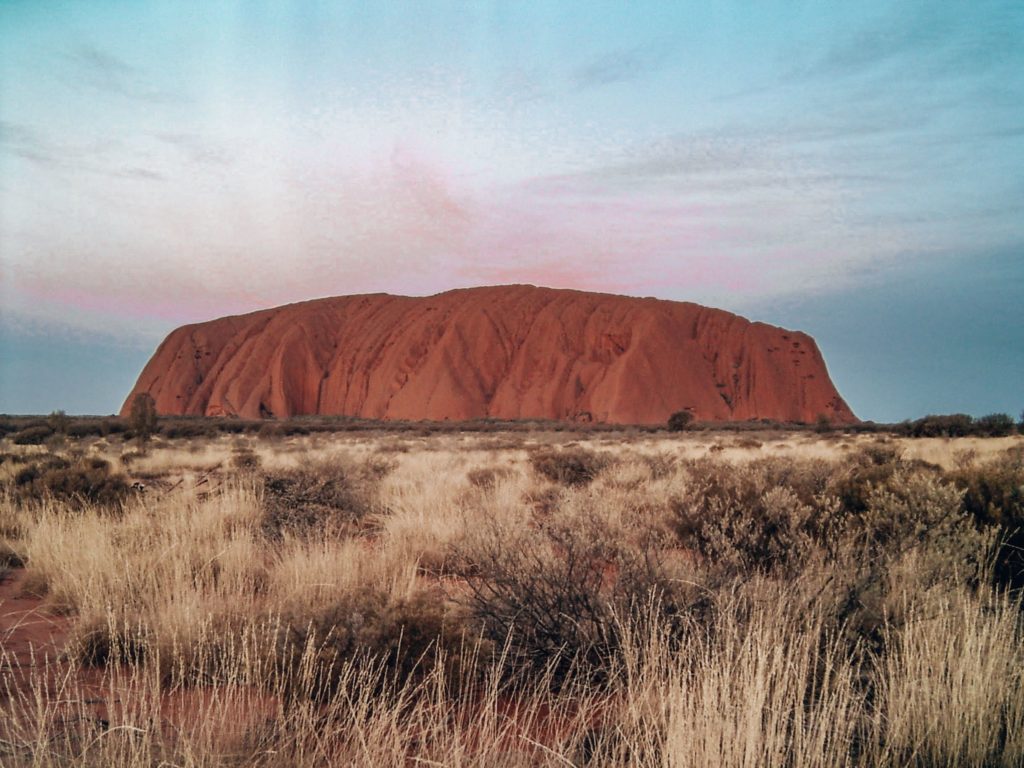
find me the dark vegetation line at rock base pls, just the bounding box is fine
[2,409,1022,445]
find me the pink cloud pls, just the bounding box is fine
[4,141,841,338]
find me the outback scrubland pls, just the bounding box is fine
[1,424,1023,767]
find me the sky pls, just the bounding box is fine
[1,1,1022,421]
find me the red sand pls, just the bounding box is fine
[0,569,68,669]
[122,285,856,425]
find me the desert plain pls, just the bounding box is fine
[1,418,1022,767]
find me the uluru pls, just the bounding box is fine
[121,285,856,425]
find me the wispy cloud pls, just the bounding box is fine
[117,166,165,181]
[523,130,890,201]
[0,120,58,166]
[153,132,233,167]
[789,2,1023,82]
[0,120,165,182]
[64,44,183,103]
[571,39,673,90]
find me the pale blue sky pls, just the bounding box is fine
[1,1,1022,420]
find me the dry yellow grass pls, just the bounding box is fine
[0,429,1021,766]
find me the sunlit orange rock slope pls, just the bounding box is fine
[121,285,856,425]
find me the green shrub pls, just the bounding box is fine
[101,419,127,436]
[529,448,611,487]
[839,471,992,630]
[160,421,217,439]
[67,422,102,438]
[897,413,1020,437]
[975,413,1015,437]
[903,414,974,438]
[10,425,54,445]
[216,419,259,435]
[667,410,694,432]
[13,455,71,484]
[856,472,976,553]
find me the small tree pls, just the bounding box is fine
[48,410,70,435]
[129,393,158,452]
[976,413,1014,438]
[667,410,694,432]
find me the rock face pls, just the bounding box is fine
[121,285,856,425]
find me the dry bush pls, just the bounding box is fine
[275,587,471,702]
[522,484,562,516]
[2,587,1020,767]
[231,445,262,471]
[72,613,153,668]
[733,437,763,450]
[455,509,687,684]
[260,456,394,539]
[529,447,612,486]
[642,452,677,481]
[947,449,1024,588]
[669,459,842,575]
[9,455,129,509]
[466,466,518,489]
[829,442,915,513]
[18,478,265,616]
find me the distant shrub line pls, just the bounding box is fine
[3,409,1021,441]
[894,412,1020,438]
